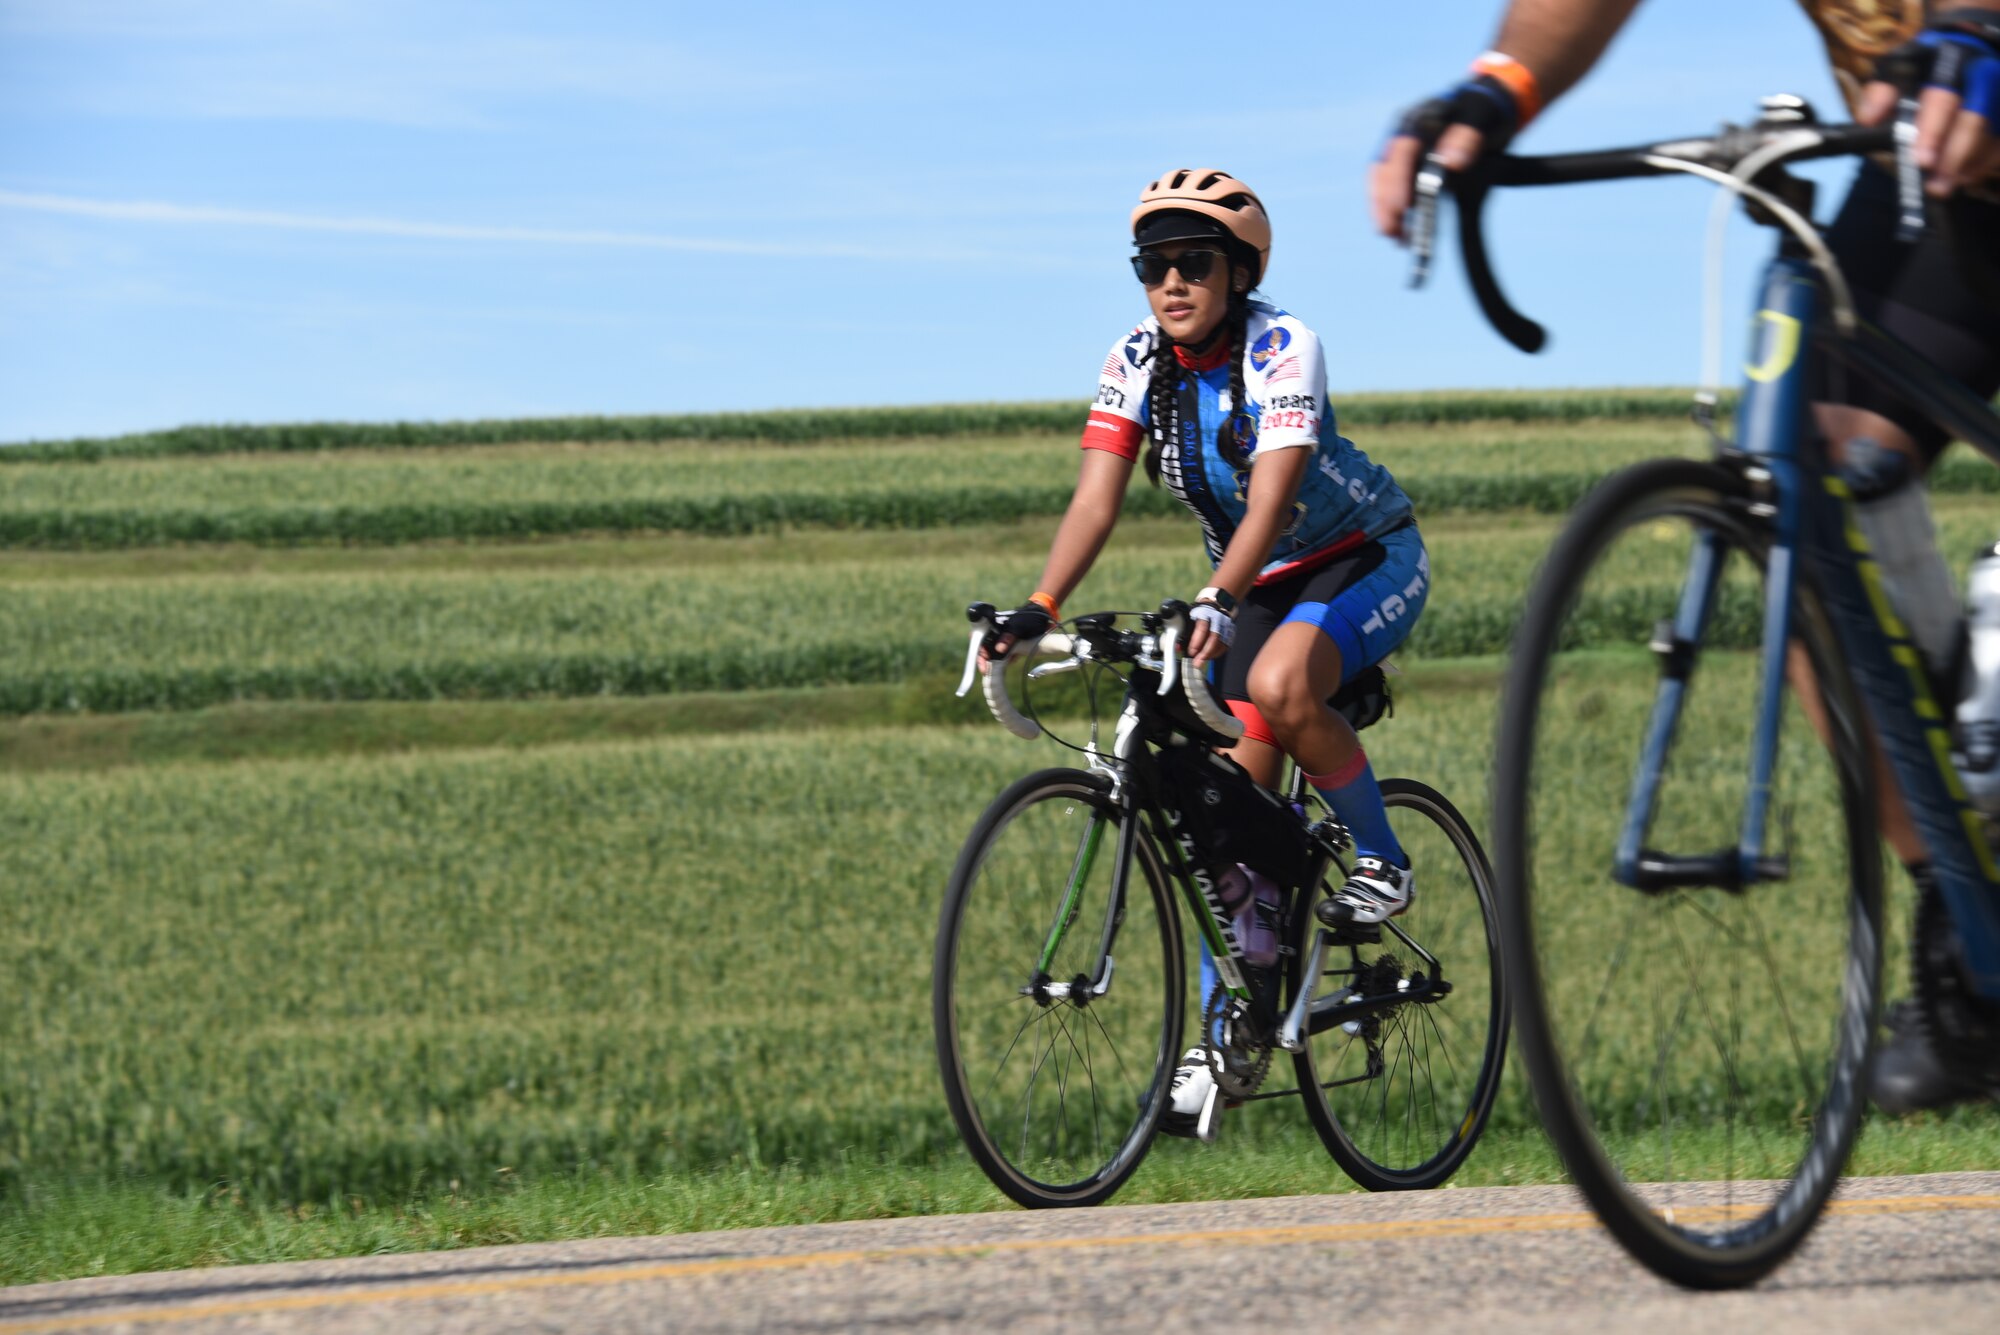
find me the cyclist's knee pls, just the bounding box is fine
[1247,645,1342,740]
[1815,405,1924,477]
[1822,413,1961,676]
[1246,664,1304,735]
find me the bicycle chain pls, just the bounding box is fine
[1202,987,1273,1099]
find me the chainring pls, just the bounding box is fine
[1913,881,2000,1085]
[1202,987,1274,1099]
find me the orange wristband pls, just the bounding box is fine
[1028,591,1061,618]
[1470,50,1544,129]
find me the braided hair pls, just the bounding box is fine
[1142,281,1256,487]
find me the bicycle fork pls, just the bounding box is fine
[1614,502,1800,892]
[1616,260,1817,893]
[1022,803,1130,1005]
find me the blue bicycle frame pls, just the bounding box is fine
[1613,249,2000,999]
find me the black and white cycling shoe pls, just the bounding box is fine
[1159,1047,1222,1142]
[1316,856,1414,927]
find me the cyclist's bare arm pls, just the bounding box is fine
[980,448,1132,666]
[1371,0,1642,239]
[1186,445,1310,668]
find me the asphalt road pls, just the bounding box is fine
[3,1172,1998,1333]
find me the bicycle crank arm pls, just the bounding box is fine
[1622,848,1790,893]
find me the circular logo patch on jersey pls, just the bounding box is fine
[1251,326,1291,369]
[1123,328,1154,368]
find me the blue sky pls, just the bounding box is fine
[1,0,1855,441]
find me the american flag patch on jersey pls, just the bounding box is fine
[1101,353,1127,384]
[1266,357,1301,386]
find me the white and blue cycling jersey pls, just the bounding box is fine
[1082,299,1413,583]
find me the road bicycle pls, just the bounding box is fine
[931,597,1507,1208]
[1408,96,2000,1286]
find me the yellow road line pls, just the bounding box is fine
[3,1193,1995,1332]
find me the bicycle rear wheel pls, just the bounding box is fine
[934,768,1183,1208]
[1289,779,1507,1190]
[1493,459,1881,1288]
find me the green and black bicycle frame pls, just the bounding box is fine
[1025,648,1446,1035]
[1615,246,2000,1000]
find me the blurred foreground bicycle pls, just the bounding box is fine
[931,598,1507,1207]
[1410,96,2000,1286]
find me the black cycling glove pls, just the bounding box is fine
[1393,77,1522,153]
[1876,8,2000,122]
[982,600,1052,655]
[1386,53,1541,164]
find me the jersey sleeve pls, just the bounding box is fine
[1080,326,1152,461]
[1248,323,1326,455]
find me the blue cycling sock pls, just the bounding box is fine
[1305,747,1406,867]
[1197,941,1223,1045]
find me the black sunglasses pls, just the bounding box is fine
[1130,248,1226,287]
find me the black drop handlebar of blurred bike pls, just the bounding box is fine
[1408,113,1897,353]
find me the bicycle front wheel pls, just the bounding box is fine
[1289,779,1508,1191]
[934,768,1183,1208]
[1493,458,1881,1288]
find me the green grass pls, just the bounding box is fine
[0,669,1516,1208]
[0,660,1955,1209]
[0,687,930,773]
[10,1112,1999,1287]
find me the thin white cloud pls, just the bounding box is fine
[4,3,824,129]
[0,190,991,263]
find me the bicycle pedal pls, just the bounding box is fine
[1314,899,1383,942]
[1325,921,1382,945]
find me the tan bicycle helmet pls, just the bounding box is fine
[1130,168,1272,286]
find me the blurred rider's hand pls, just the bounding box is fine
[1370,53,1541,241]
[1859,9,2000,199]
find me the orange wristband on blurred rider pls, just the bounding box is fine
[1028,592,1061,619]
[1469,51,1544,130]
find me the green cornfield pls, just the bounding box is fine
[1,388,1732,462]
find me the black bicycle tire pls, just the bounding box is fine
[1492,457,1882,1289]
[933,767,1185,1208]
[1289,777,1509,1190]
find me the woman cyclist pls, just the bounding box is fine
[983,168,1429,1136]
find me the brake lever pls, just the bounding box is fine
[1406,155,1447,289]
[956,602,997,698]
[1894,94,1926,243]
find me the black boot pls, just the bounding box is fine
[1871,999,1985,1115]
[1872,863,2000,1115]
